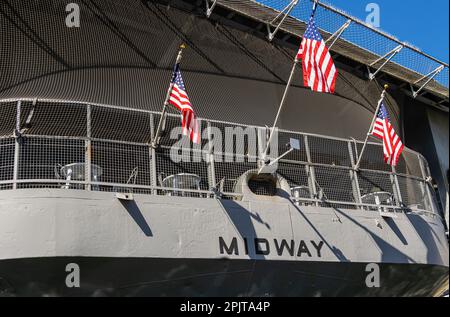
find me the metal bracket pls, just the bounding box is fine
[325,19,351,50]
[258,138,300,174]
[368,44,404,81]
[205,0,218,18]
[266,0,299,42]
[14,100,22,138]
[19,98,38,134]
[116,192,134,201]
[411,65,445,98]
[380,210,398,218]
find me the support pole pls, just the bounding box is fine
[369,45,403,80]
[13,100,21,190]
[206,121,216,192]
[412,65,445,98]
[325,19,351,50]
[149,113,158,195]
[261,58,299,161]
[21,98,37,134]
[151,44,186,149]
[266,148,294,166]
[354,84,389,170]
[261,0,318,164]
[15,100,21,135]
[206,0,218,18]
[267,0,299,42]
[85,104,92,191]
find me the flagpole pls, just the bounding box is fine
[261,57,299,160]
[311,0,319,15]
[151,44,186,149]
[354,84,389,170]
[261,0,319,161]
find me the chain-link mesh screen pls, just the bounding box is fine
[0,0,445,219]
[92,106,152,143]
[277,162,312,204]
[0,138,15,181]
[156,147,209,195]
[161,5,285,83]
[0,99,441,217]
[308,136,352,167]
[0,102,16,137]
[357,170,397,208]
[395,149,423,178]
[214,155,258,194]
[18,137,85,189]
[208,121,260,158]
[277,162,309,187]
[92,141,152,188]
[156,114,208,150]
[313,165,356,208]
[22,102,87,137]
[396,175,433,211]
[255,0,448,90]
[1,0,411,134]
[353,142,392,172]
[277,131,308,163]
[358,170,395,196]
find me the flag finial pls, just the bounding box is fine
[175,44,187,64]
[384,84,389,90]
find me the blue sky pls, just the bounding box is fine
[329,0,449,63]
[261,0,449,63]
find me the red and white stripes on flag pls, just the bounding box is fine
[371,103,404,166]
[168,64,200,144]
[297,14,337,93]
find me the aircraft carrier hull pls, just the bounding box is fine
[0,256,448,297]
[0,189,448,297]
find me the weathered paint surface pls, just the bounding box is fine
[0,189,448,267]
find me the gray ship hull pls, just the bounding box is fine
[0,189,448,297]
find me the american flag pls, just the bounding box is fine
[371,102,404,166]
[168,64,200,144]
[297,14,337,93]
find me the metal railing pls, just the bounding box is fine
[217,0,448,98]
[258,0,449,89]
[0,98,441,219]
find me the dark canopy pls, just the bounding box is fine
[1,0,400,139]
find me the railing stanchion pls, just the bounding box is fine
[150,113,158,196]
[0,98,441,221]
[13,100,21,190]
[304,135,319,207]
[86,104,92,191]
[348,141,363,209]
[418,154,438,215]
[207,121,216,197]
[391,165,402,208]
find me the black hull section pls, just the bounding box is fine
[0,257,447,297]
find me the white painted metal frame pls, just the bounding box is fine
[368,44,404,81]
[85,104,92,191]
[325,19,351,50]
[12,100,21,190]
[0,98,440,219]
[411,65,445,98]
[205,0,218,18]
[266,0,299,42]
